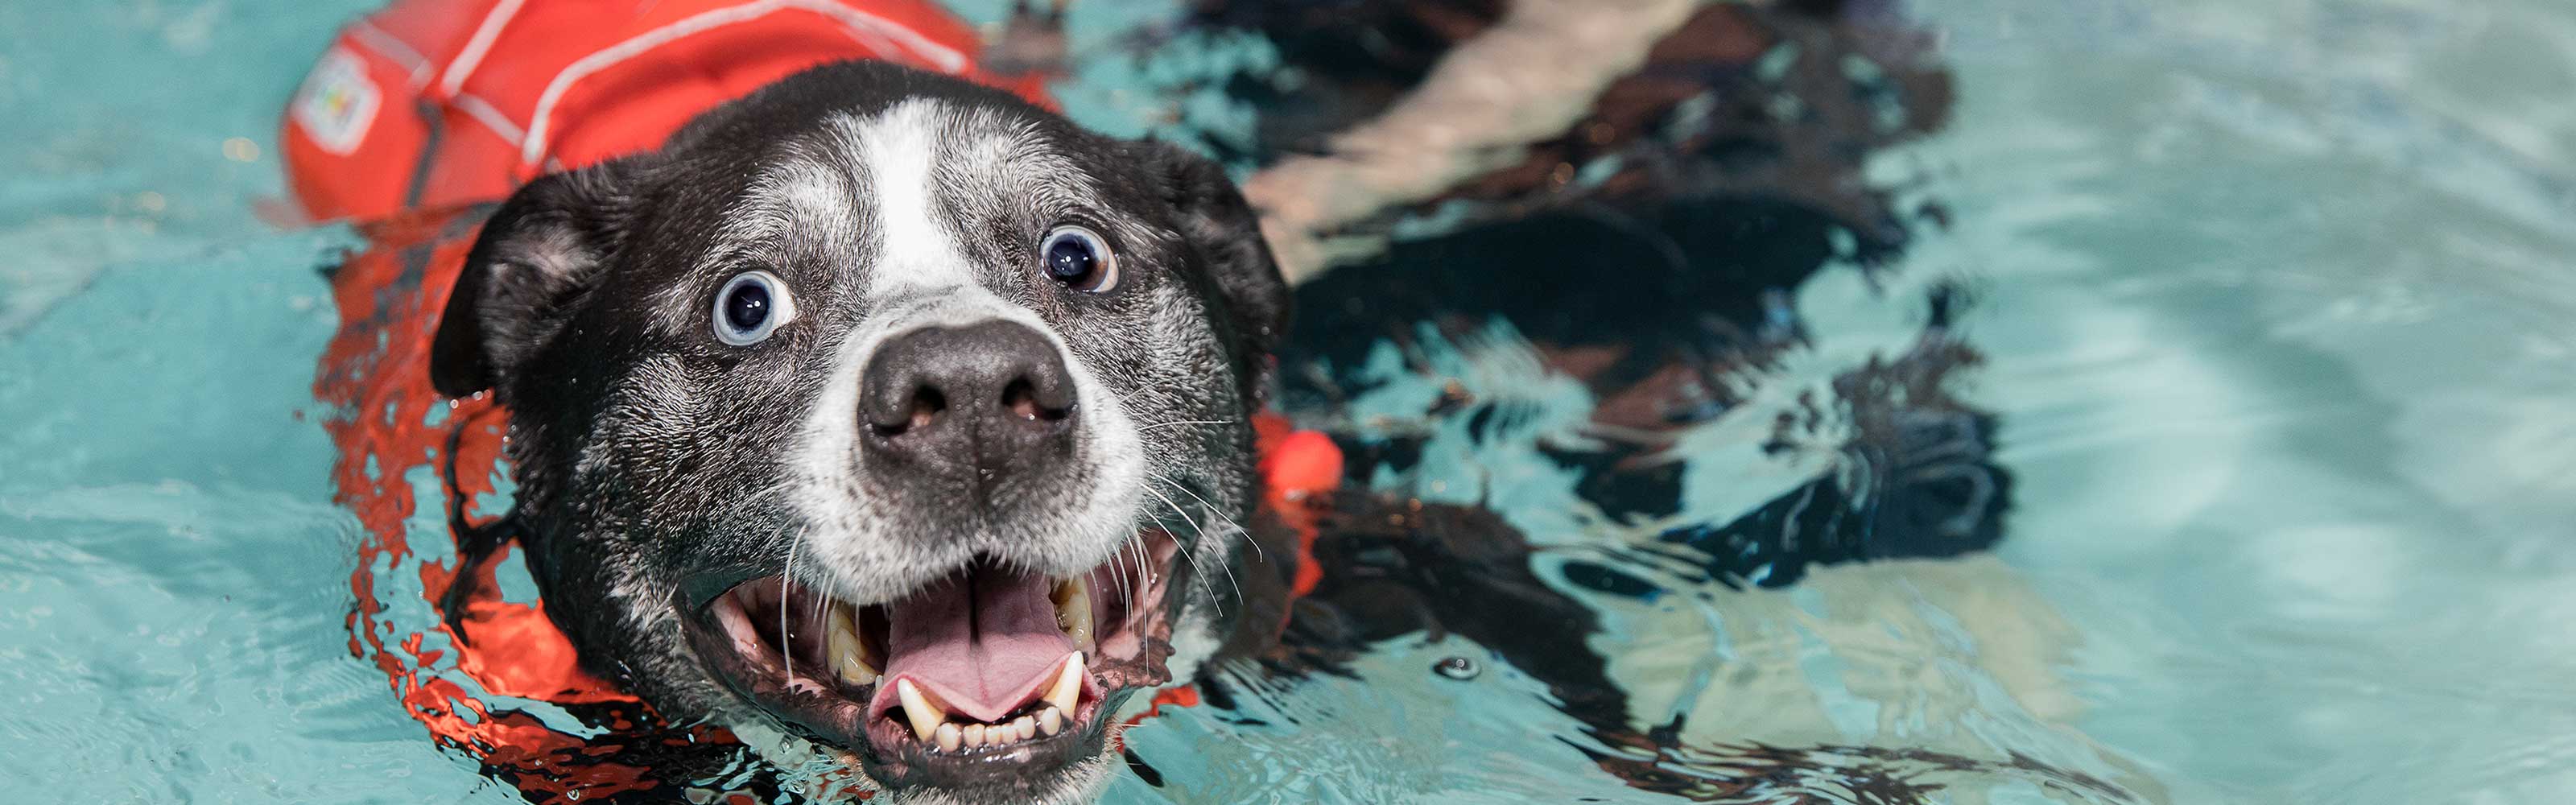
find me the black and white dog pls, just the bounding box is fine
[416,12,2046,803]
[428,62,1287,803]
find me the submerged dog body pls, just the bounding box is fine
[418,62,1286,801]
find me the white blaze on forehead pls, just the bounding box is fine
[852,99,971,295]
[777,97,1154,601]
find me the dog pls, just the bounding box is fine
[421,60,1292,801]
[305,2,2152,803]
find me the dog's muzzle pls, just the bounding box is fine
[679,313,1198,795]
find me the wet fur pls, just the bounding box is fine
[419,10,2060,801]
[431,61,1285,802]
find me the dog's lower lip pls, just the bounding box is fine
[683,530,1183,786]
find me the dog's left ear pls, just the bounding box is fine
[1128,140,1290,367]
[431,158,649,398]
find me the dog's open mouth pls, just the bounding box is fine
[684,530,1185,790]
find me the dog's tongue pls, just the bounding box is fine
[880,568,1074,724]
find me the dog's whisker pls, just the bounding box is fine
[1148,471,1260,597]
[1200,522,1246,610]
[781,522,808,683]
[1143,485,1233,614]
[1117,529,1142,617]
[807,527,830,671]
[742,478,798,502]
[1106,536,1125,613]
[1176,511,1244,613]
[1149,469,1261,566]
[1179,549,1220,609]
[1137,419,1228,432]
[1125,530,1144,605]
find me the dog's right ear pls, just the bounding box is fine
[430,159,647,398]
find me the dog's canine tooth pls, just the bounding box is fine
[826,604,879,686]
[1038,706,1063,736]
[898,679,945,741]
[1052,576,1096,652]
[934,721,961,752]
[1043,653,1084,714]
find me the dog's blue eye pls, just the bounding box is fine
[712,270,794,346]
[1040,225,1117,293]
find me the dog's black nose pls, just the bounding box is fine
[859,320,1076,483]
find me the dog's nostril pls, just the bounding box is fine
[1000,378,1069,422]
[907,387,946,430]
[873,386,947,437]
[1001,379,1038,421]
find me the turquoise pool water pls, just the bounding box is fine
[6,1,2576,803]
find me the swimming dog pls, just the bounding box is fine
[303,2,2144,803]
[415,60,1289,802]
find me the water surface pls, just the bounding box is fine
[4,1,2575,802]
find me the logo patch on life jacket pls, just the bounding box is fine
[293,47,380,156]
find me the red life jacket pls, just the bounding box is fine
[296,4,1341,799]
[281,0,1048,223]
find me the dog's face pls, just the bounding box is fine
[428,63,1286,803]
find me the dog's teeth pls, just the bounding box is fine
[934,721,961,752]
[1044,653,1084,715]
[1052,577,1096,652]
[964,723,986,747]
[1039,707,1063,736]
[1013,715,1035,741]
[898,679,945,742]
[827,605,879,686]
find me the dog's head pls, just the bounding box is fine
[427,62,1286,803]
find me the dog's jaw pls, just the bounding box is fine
[711,596,1235,804]
[724,716,1125,804]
